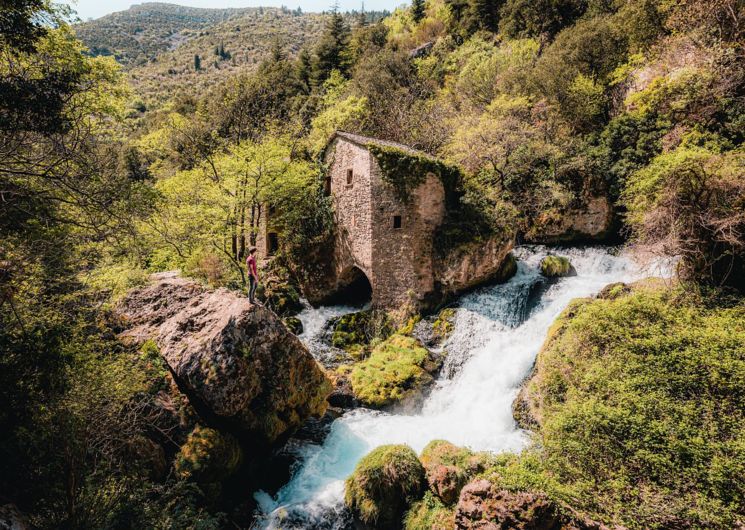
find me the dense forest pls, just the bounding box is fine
[1,0,743,528]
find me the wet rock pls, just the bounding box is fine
[284,316,303,335]
[0,505,29,530]
[540,255,576,278]
[117,274,331,445]
[345,444,426,529]
[420,441,488,505]
[512,383,540,431]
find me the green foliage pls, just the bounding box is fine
[368,144,462,205]
[519,286,745,528]
[350,334,435,408]
[404,490,453,530]
[499,0,587,38]
[623,145,745,290]
[432,308,455,341]
[345,444,426,528]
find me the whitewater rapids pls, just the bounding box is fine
[253,246,669,529]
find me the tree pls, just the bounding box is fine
[412,0,426,23]
[194,53,201,70]
[312,7,351,86]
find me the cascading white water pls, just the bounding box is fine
[253,246,670,529]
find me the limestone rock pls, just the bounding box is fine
[454,480,618,530]
[345,444,426,529]
[435,237,516,299]
[526,194,614,244]
[454,480,561,529]
[117,273,331,445]
[420,440,488,505]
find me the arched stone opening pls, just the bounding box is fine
[331,266,372,306]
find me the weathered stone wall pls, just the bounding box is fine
[327,137,374,281]
[370,169,445,308]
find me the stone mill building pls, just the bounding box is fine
[257,131,515,312]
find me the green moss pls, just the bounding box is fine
[283,316,303,335]
[503,286,745,529]
[350,334,435,408]
[174,426,242,484]
[432,309,455,341]
[540,255,574,278]
[345,444,426,529]
[332,310,393,352]
[404,491,454,530]
[367,144,462,205]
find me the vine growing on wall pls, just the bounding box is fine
[366,144,462,206]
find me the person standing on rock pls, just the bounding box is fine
[246,246,259,303]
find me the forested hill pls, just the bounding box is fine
[74,3,258,65]
[74,3,386,107]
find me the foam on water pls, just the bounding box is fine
[253,246,670,529]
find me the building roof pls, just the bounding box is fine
[332,131,437,161]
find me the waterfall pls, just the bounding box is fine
[253,246,669,529]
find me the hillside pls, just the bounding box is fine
[74,3,383,108]
[74,2,256,66]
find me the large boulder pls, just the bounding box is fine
[345,444,426,529]
[435,236,516,299]
[454,479,617,530]
[117,272,331,445]
[526,194,614,244]
[454,480,561,530]
[419,441,489,505]
[540,255,576,278]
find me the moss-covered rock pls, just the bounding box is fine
[174,426,242,484]
[332,310,393,352]
[350,334,441,409]
[345,444,426,529]
[432,308,455,343]
[404,491,454,530]
[419,440,490,505]
[539,255,575,278]
[283,316,303,335]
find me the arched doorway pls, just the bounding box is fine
[331,266,372,306]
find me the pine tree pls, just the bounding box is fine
[471,0,501,32]
[412,0,426,23]
[296,48,312,93]
[311,5,350,86]
[194,54,201,70]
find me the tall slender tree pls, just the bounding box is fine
[412,0,427,23]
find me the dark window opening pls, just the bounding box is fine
[393,215,402,229]
[267,232,279,256]
[346,169,353,185]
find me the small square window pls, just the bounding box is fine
[393,215,402,229]
[346,169,353,185]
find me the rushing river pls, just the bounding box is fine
[253,246,669,529]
